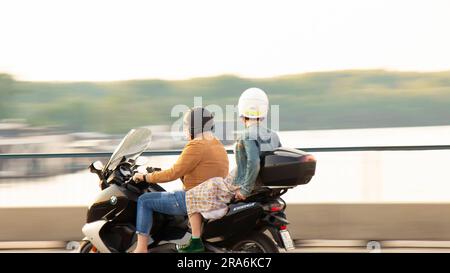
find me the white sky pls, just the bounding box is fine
[0,0,449,81]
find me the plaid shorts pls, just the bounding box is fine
[186,175,239,217]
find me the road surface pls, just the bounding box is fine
[2,240,450,253]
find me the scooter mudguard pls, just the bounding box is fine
[82,220,111,253]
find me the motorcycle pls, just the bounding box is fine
[79,127,316,253]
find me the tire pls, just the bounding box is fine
[228,232,279,253]
[78,241,99,253]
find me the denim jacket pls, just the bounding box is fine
[232,123,281,197]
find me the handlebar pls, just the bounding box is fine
[104,163,163,194]
[146,167,161,173]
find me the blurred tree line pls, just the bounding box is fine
[1,70,450,134]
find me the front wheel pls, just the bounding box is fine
[78,240,99,253]
[228,232,279,253]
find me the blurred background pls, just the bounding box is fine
[1,0,450,252]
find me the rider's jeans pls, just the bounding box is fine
[135,191,187,236]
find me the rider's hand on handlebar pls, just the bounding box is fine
[132,173,146,183]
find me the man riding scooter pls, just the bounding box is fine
[131,107,229,253]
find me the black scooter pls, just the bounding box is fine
[79,128,316,253]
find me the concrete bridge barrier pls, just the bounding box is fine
[2,203,450,242]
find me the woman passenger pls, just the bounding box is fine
[177,88,281,253]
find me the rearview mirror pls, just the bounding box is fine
[89,161,104,173]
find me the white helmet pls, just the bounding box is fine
[238,87,269,119]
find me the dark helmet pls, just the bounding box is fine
[183,107,215,139]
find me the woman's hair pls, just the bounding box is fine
[183,107,215,139]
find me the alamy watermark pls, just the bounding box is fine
[169,97,280,142]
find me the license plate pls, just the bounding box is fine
[279,230,295,250]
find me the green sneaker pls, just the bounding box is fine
[177,237,205,253]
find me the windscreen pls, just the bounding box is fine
[103,128,152,171]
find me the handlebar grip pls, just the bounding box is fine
[146,167,161,173]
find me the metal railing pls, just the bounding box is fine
[0,144,449,243]
[1,145,449,159]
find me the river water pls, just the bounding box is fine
[1,125,450,207]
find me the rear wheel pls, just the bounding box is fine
[229,232,279,253]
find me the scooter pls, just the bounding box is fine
[79,128,316,253]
